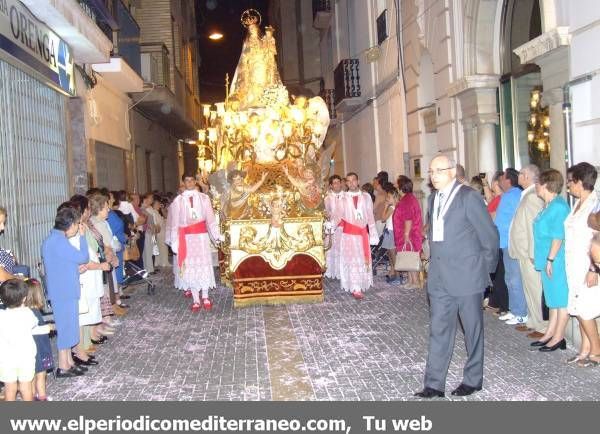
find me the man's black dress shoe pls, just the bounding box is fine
[451,383,482,396]
[414,387,445,398]
[119,295,131,300]
[72,354,99,366]
[55,367,84,378]
[539,338,566,352]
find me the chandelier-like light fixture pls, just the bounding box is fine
[527,87,550,159]
[195,74,330,176]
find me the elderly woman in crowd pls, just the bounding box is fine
[0,207,17,284]
[531,169,570,351]
[150,198,169,268]
[106,191,128,294]
[393,175,423,289]
[141,193,158,274]
[564,162,600,367]
[88,194,126,317]
[42,206,89,378]
[67,196,108,365]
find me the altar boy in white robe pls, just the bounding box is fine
[334,172,379,299]
[166,174,223,312]
[324,175,344,279]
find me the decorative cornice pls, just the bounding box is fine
[462,113,500,128]
[513,27,571,65]
[448,74,500,97]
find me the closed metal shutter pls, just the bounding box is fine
[0,60,69,274]
[95,141,126,191]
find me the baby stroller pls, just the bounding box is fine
[371,231,390,275]
[122,261,155,295]
[35,262,56,335]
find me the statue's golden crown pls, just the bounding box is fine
[241,9,261,28]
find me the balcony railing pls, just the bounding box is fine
[115,0,141,76]
[78,0,116,43]
[334,59,361,106]
[140,43,171,87]
[80,0,141,77]
[312,0,332,29]
[320,89,336,120]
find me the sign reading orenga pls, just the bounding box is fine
[0,0,75,95]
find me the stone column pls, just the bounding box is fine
[514,29,570,173]
[124,150,135,193]
[476,117,499,175]
[449,75,500,176]
[66,98,89,194]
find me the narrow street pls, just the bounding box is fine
[46,269,600,401]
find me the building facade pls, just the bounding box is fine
[271,0,408,185]
[1,0,111,272]
[130,0,201,192]
[0,0,203,275]
[272,0,599,195]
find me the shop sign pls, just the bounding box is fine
[0,0,75,95]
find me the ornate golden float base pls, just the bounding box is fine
[225,217,325,307]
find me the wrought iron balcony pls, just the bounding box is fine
[334,59,361,112]
[78,0,117,43]
[79,0,141,77]
[115,0,141,76]
[312,0,332,29]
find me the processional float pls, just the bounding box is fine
[197,10,333,307]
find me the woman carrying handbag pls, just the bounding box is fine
[393,176,423,289]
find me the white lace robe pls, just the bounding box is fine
[165,191,220,291]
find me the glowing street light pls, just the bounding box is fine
[209,32,223,40]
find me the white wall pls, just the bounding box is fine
[569,0,600,165]
[84,76,132,151]
[330,0,408,181]
[130,110,179,193]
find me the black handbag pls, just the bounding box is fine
[541,291,549,321]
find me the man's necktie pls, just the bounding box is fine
[436,192,445,219]
[189,196,193,208]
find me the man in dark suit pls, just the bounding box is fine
[414,155,499,398]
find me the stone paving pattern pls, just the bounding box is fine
[46,269,600,401]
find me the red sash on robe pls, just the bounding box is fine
[178,221,207,267]
[339,219,371,263]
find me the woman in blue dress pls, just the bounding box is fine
[42,206,89,378]
[532,169,571,351]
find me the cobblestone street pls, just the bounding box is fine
[46,269,600,401]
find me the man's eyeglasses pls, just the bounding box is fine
[427,167,454,176]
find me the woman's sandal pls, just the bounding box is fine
[566,353,589,364]
[578,354,600,367]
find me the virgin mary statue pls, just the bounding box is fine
[229,10,282,110]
